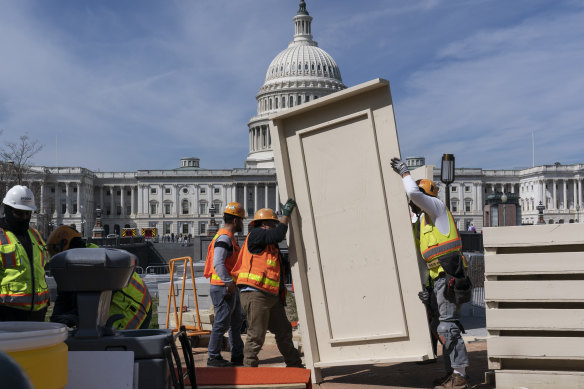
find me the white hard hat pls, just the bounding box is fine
[2,185,37,211]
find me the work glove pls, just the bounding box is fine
[418,289,431,305]
[281,198,296,217]
[390,157,409,176]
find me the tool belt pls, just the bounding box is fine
[438,251,473,305]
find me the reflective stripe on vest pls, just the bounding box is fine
[0,228,50,310]
[0,229,18,268]
[419,210,462,262]
[233,235,282,295]
[109,272,152,329]
[204,229,240,286]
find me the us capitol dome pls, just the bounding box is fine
[245,0,347,168]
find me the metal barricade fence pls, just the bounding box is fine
[466,252,485,316]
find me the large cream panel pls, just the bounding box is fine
[270,79,433,381]
[483,223,584,388]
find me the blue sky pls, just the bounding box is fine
[1,0,583,172]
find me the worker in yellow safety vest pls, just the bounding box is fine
[0,185,50,322]
[203,202,246,367]
[391,157,470,389]
[230,201,303,368]
[47,226,152,330]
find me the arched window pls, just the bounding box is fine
[275,98,279,109]
[289,96,294,107]
[149,201,158,215]
[182,199,189,214]
[269,99,272,110]
[297,95,301,105]
[282,97,286,108]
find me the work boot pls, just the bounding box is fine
[433,372,469,389]
[432,371,453,386]
[207,356,233,367]
[231,355,244,366]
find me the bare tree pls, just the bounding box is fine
[0,134,43,185]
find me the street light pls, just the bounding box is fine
[576,204,580,223]
[536,201,545,224]
[440,154,455,210]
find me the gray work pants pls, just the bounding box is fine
[434,276,469,370]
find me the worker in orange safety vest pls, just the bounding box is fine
[231,200,303,368]
[203,202,246,367]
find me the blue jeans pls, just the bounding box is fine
[208,284,244,360]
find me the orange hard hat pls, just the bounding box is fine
[224,202,245,218]
[46,225,82,256]
[416,179,438,197]
[249,208,279,227]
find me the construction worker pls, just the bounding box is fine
[231,200,303,368]
[0,185,50,321]
[391,157,470,389]
[203,202,246,367]
[47,225,153,330]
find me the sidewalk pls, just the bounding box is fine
[189,325,493,388]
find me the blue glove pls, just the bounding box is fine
[281,199,296,217]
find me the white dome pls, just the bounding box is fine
[264,42,343,86]
[245,0,346,169]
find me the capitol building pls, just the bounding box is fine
[15,1,584,238]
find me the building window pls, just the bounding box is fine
[164,223,171,234]
[150,203,157,214]
[106,190,111,196]
[164,203,171,214]
[305,95,309,103]
[150,187,157,194]
[451,202,458,212]
[62,204,67,214]
[182,224,189,234]
[275,98,279,109]
[116,190,121,196]
[72,204,78,214]
[200,187,206,194]
[282,98,286,108]
[213,201,222,213]
[126,205,131,215]
[106,206,111,215]
[297,95,301,105]
[214,188,220,194]
[116,205,121,215]
[199,202,207,214]
[182,188,188,194]
[127,190,131,196]
[182,199,189,214]
[74,187,78,193]
[165,187,171,194]
[451,186,457,192]
[465,186,471,192]
[199,223,206,234]
[51,187,55,193]
[289,96,294,107]
[465,200,471,212]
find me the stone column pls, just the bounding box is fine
[563,180,568,210]
[55,183,60,217]
[552,180,557,210]
[573,179,578,210]
[40,183,45,214]
[158,184,163,215]
[254,184,258,212]
[276,184,280,213]
[244,184,248,214]
[223,184,228,206]
[120,186,125,216]
[578,179,582,208]
[65,182,71,216]
[76,183,81,215]
[265,185,268,208]
[195,184,200,217]
[175,184,179,217]
[131,186,136,216]
[110,186,115,217]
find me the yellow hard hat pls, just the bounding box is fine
[224,202,245,218]
[416,179,438,197]
[249,208,279,227]
[47,225,82,256]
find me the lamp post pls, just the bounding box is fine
[536,201,545,224]
[576,204,580,223]
[501,192,508,226]
[440,154,455,210]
